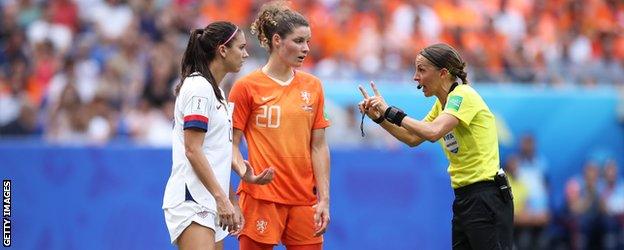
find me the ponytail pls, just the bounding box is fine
[175,22,239,103]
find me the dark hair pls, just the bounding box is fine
[250,0,309,51]
[420,43,469,85]
[175,21,239,101]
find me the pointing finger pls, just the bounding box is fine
[358,85,370,99]
[370,81,381,97]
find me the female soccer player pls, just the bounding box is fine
[359,43,513,249]
[162,21,251,250]
[228,1,331,249]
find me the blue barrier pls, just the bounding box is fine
[1,144,454,250]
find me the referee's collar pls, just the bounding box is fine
[441,82,460,111]
[449,82,459,93]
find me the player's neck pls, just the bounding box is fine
[208,61,227,86]
[263,57,294,82]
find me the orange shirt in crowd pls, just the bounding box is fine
[200,0,252,26]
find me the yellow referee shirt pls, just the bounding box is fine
[424,84,499,189]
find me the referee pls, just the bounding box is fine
[358,43,513,249]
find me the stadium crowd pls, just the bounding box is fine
[1,0,623,142]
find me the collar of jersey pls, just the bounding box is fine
[261,66,295,86]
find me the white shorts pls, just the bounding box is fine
[164,201,228,245]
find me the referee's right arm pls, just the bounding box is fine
[378,120,426,147]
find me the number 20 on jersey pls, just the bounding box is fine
[256,105,281,128]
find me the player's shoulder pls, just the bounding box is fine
[233,70,265,86]
[295,70,322,84]
[180,74,213,97]
[295,71,323,92]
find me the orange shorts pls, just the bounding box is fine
[238,192,323,246]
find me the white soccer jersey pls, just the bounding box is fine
[163,73,233,211]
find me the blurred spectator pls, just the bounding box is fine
[0,57,29,126]
[0,101,37,136]
[506,155,549,250]
[565,161,605,249]
[16,0,42,28]
[600,160,624,249]
[124,98,172,147]
[516,133,551,232]
[142,40,176,109]
[493,0,525,47]
[26,2,72,54]
[90,0,133,41]
[46,83,112,144]
[30,40,60,106]
[49,0,79,32]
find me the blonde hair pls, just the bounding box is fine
[250,0,309,51]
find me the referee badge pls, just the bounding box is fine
[443,132,459,154]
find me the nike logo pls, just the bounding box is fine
[261,96,274,102]
[217,105,222,110]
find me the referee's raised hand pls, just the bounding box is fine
[358,81,387,120]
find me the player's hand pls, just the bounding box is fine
[242,160,275,185]
[313,199,330,237]
[216,197,237,232]
[229,201,244,236]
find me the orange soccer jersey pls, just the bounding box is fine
[229,70,330,205]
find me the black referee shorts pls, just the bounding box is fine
[452,181,514,250]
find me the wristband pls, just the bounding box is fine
[384,106,407,126]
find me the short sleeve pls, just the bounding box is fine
[181,78,215,132]
[228,81,251,131]
[312,81,330,129]
[423,100,441,122]
[443,89,478,125]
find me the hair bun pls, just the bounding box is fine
[195,29,204,36]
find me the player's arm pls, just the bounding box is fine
[184,128,237,229]
[229,183,243,235]
[311,128,330,236]
[231,129,274,184]
[231,129,246,177]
